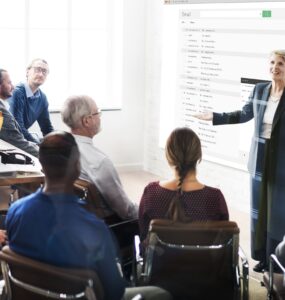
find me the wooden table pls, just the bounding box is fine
[0,173,44,187]
[0,139,44,197]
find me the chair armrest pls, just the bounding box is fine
[238,247,249,300]
[73,182,88,199]
[132,235,144,286]
[109,218,138,229]
[268,254,285,297]
[134,235,143,264]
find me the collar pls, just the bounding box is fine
[73,134,94,144]
[0,98,10,110]
[24,82,40,98]
[38,187,80,203]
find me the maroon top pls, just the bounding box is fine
[138,181,229,241]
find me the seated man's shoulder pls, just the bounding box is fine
[12,83,25,96]
[8,192,38,215]
[77,199,105,222]
[79,144,111,169]
[73,202,111,238]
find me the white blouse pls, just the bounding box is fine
[261,95,280,139]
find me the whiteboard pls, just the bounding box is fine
[159,0,285,170]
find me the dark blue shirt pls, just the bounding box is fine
[9,83,54,143]
[6,189,127,300]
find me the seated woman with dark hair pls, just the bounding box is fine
[138,127,229,242]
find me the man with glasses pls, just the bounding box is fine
[61,95,138,220]
[9,58,54,143]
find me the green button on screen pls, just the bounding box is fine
[262,10,271,17]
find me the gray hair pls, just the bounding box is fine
[270,50,285,61]
[61,95,95,129]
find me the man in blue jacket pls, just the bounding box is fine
[9,58,54,143]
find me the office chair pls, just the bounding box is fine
[133,219,249,300]
[74,179,115,221]
[0,245,103,300]
[263,254,285,300]
[74,179,139,278]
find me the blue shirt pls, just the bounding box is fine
[9,83,54,143]
[6,189,127,300]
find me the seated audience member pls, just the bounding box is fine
[9,58,54,143]
[0,68,38,157]
[61,95,138,220]
[6,131,171,300]
[139,127,229,242]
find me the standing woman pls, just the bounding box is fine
[195,50,285,272]
[138,127,229,244]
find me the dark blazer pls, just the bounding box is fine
[213,82,285,241]
[0,101,39,157]
[213,82,285,174]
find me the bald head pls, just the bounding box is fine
[39,131,80,181]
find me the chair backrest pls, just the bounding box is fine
[74,178,117,221]
[142,219,240,300]
[0,246,104,300]
[73,178,139,279]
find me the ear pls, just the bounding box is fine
[81,115,90,128]
[26,69,30,80]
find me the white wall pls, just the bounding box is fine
[33,0,146,171]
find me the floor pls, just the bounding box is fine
[119,170,268,299]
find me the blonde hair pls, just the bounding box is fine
[26,58,48,71]
[270,50,285,61]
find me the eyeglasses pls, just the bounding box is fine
[88,109,102,118]
[32,66,49,76]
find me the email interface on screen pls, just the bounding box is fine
[159,2,285,168]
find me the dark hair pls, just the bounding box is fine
[165,127,202,221]
[39,131,79,180]
[0,69,7,85]
[166,127,202,192]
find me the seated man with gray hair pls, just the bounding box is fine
[61,95,138,220]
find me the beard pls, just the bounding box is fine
[2,90,12,100]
